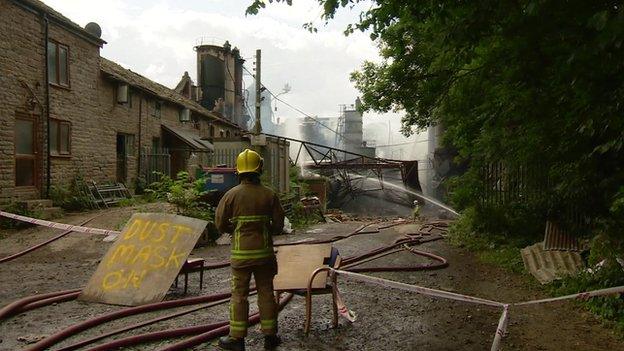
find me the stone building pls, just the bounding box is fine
[0,0,250,203]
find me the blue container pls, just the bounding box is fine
[201,167,238,192]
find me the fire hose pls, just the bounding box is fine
[0,220,449,351]
[0,215,103,264]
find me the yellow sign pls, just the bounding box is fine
[80,213,207,306]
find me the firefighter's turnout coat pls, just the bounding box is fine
[215,179,285,337]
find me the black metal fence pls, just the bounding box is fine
[141,148,171,185]
[481,162,547,206]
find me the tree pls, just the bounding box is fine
[248,1,624,238]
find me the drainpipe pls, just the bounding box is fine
[43,13,51,198]
[137,93,142,176]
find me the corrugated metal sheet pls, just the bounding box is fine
[543,221,580,251]
[521,242,585,284]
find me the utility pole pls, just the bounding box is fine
[254,49,262,135]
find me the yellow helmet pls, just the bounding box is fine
[236,149,263,174]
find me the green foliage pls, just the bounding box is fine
[147,171,217,240]
[448,207,526,273]
[250,0,624,329]
[550,263,624,333]
[49,176,92,211]
[285,165,323,230]
[133,175,148,195]
[145,172,175,200]
[117,197,137,207]
[0,202,40,229]
[251,0,624,236]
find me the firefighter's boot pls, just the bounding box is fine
[218,336,245,351]
[264,335,281,350]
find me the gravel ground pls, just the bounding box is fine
[0,205,622,351]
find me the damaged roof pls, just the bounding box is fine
[521,242,585,284]
[100,58,241,130]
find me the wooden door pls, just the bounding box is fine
[15,116,38,188]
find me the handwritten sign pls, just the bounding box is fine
[79,213,207,306]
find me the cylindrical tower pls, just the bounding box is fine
[194,40,244,125]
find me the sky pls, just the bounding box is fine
[43,0,425,157]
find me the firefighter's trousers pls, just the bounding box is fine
[229,263,278,338]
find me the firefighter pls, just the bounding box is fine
[216,148,285,351]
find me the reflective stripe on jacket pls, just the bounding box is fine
[215,179,285,268]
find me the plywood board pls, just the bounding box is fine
[273,244,332,290]
[80,213,207,306]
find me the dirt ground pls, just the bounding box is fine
[0,203,622,350]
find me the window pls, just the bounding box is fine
[47,41,69,87]
[50,119,71,156]
[152,101,162,118]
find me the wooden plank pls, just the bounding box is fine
[80,213,207,306]
[273,244,332,290]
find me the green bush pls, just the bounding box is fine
[550,262,624,334]
[147,171,218,241]
[285,165,323,230]
[145,172,175,200]
[49,176,93,211]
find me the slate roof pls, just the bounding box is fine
[14,0,106,46]
[100,58,241,130]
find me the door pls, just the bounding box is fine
[15,116,38,188]
[116,134,127,183]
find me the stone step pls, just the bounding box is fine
[38,207,63,220]
[21,199,54,211]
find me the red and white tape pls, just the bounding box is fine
[0,211,121,236]
[335,287,357,322]
[331,269,624,351]
[334,269,505,307]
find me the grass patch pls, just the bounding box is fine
[448,221,526,274]
[448,207,532,274]
[450,207,624,336]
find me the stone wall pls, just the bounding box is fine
[0,0,47,201]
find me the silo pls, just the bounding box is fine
[195,44,226,112]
